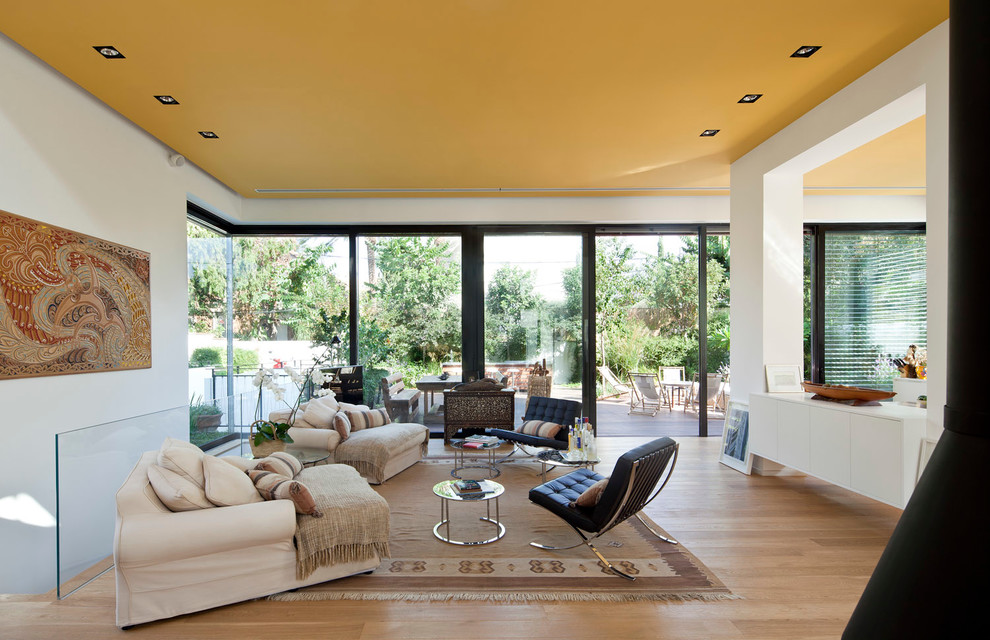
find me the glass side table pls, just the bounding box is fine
[449,439,505,479]
[433,479,505,546]
[244,446,330,467]
[536,449,601,483]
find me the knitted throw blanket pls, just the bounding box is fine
[334,423,430,483]
[294,465,391,580]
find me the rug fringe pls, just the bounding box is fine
[270,590,741,603]
[296,542,391,581]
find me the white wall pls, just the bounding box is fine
[0,34,241,593]
[730,22,948,441]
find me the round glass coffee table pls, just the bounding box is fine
[536,449,601,483]
[433,479,505,545]
[449,439,504,479]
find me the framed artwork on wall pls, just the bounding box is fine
[0,209,151,380]
[719,401,752,474]
[765,364,804,393]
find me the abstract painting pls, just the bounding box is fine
[0,210,151,379]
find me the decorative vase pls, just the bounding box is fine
[249,420,286,458]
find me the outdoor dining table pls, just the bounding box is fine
[415,375,463,414]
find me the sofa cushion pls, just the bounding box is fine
[203,455,263,507]
[147,464,214,511]
[221,456,256,472]
[517,420,564,439]
[338,402,371,412]
[299,395,339,429]
[248,469,323,517]
[157,437,206,488]
[255,451,303,478]
[344,408,390,432]
[332,411,352,441]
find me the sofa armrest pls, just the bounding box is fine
[287,426,341,451]
[268,408,293,423]
[116,499,296,565]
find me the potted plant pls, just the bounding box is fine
[189,395,223,431]
[917,395,928,409]
[250,347,335,457]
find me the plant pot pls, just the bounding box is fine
[250,420,286,458]
[195,414,222,431]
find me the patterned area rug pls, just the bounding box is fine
[271,460,734,603]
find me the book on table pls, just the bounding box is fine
[464,434,500,445]
[453,479,494,495]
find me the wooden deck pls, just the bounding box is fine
[423,389,723,439]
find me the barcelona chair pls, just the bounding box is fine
[528,437,679,580]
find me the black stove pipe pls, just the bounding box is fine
[843,2,990,637]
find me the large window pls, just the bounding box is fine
[484,235,582,410]
[187,206,733,437]
[594,233,729,437]
[359,235,462,407]
[822,231,927,389]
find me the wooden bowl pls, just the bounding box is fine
[802,381,896,406]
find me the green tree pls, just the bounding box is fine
[485,265,542,361]
[363,237,461,365]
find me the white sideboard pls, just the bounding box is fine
[749,393,927,508]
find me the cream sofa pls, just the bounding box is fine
[269,395,429,484]
[113,450,382,628]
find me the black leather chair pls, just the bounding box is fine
[488,396,582,451]
[528,437,679,580]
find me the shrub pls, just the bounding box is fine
[232,348,259,370]
[189,346,224,368]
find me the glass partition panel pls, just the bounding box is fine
[484,234,583,422]
[55,406,186,598]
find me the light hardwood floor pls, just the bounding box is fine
[0,437,900,639]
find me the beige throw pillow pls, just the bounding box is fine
[517,420,563,439]
[343,408,390,432]
[157,437,206,488]
[203,456,263,507]
[148,464,214,511]
[221,456,256,472]
[574,478,609,508]
[248,470,323,517]
[299,395,339,429]
[255,451,303,478]
[332,411,352,441]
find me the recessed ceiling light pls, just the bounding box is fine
[791,45,821,58]
[154,95,179,105]
[93,45,124,59]
[198,131,219,139]
[700,129,720,137]
[738,94,763,104]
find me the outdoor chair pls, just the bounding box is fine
[529,436,680,580]
[629,372,669,416]
[598,366,631,399]
[684,373,722,413]
[488,396,582,454]
[443,378,515,444]
[380,373,422,423]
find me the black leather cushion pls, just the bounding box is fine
[528,468,605,532]
[488,428,568,449]
[589,436,676,529]
[521,397,581,444]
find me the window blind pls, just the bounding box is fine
[823,232,927,389]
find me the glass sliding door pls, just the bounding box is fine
[595,233,719,436]
[484,234,583,420]
[358,235,462,416]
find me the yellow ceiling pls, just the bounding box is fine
[0,1,944,198]
[805,116,926,195]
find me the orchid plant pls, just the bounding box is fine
[251,348,335,447]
